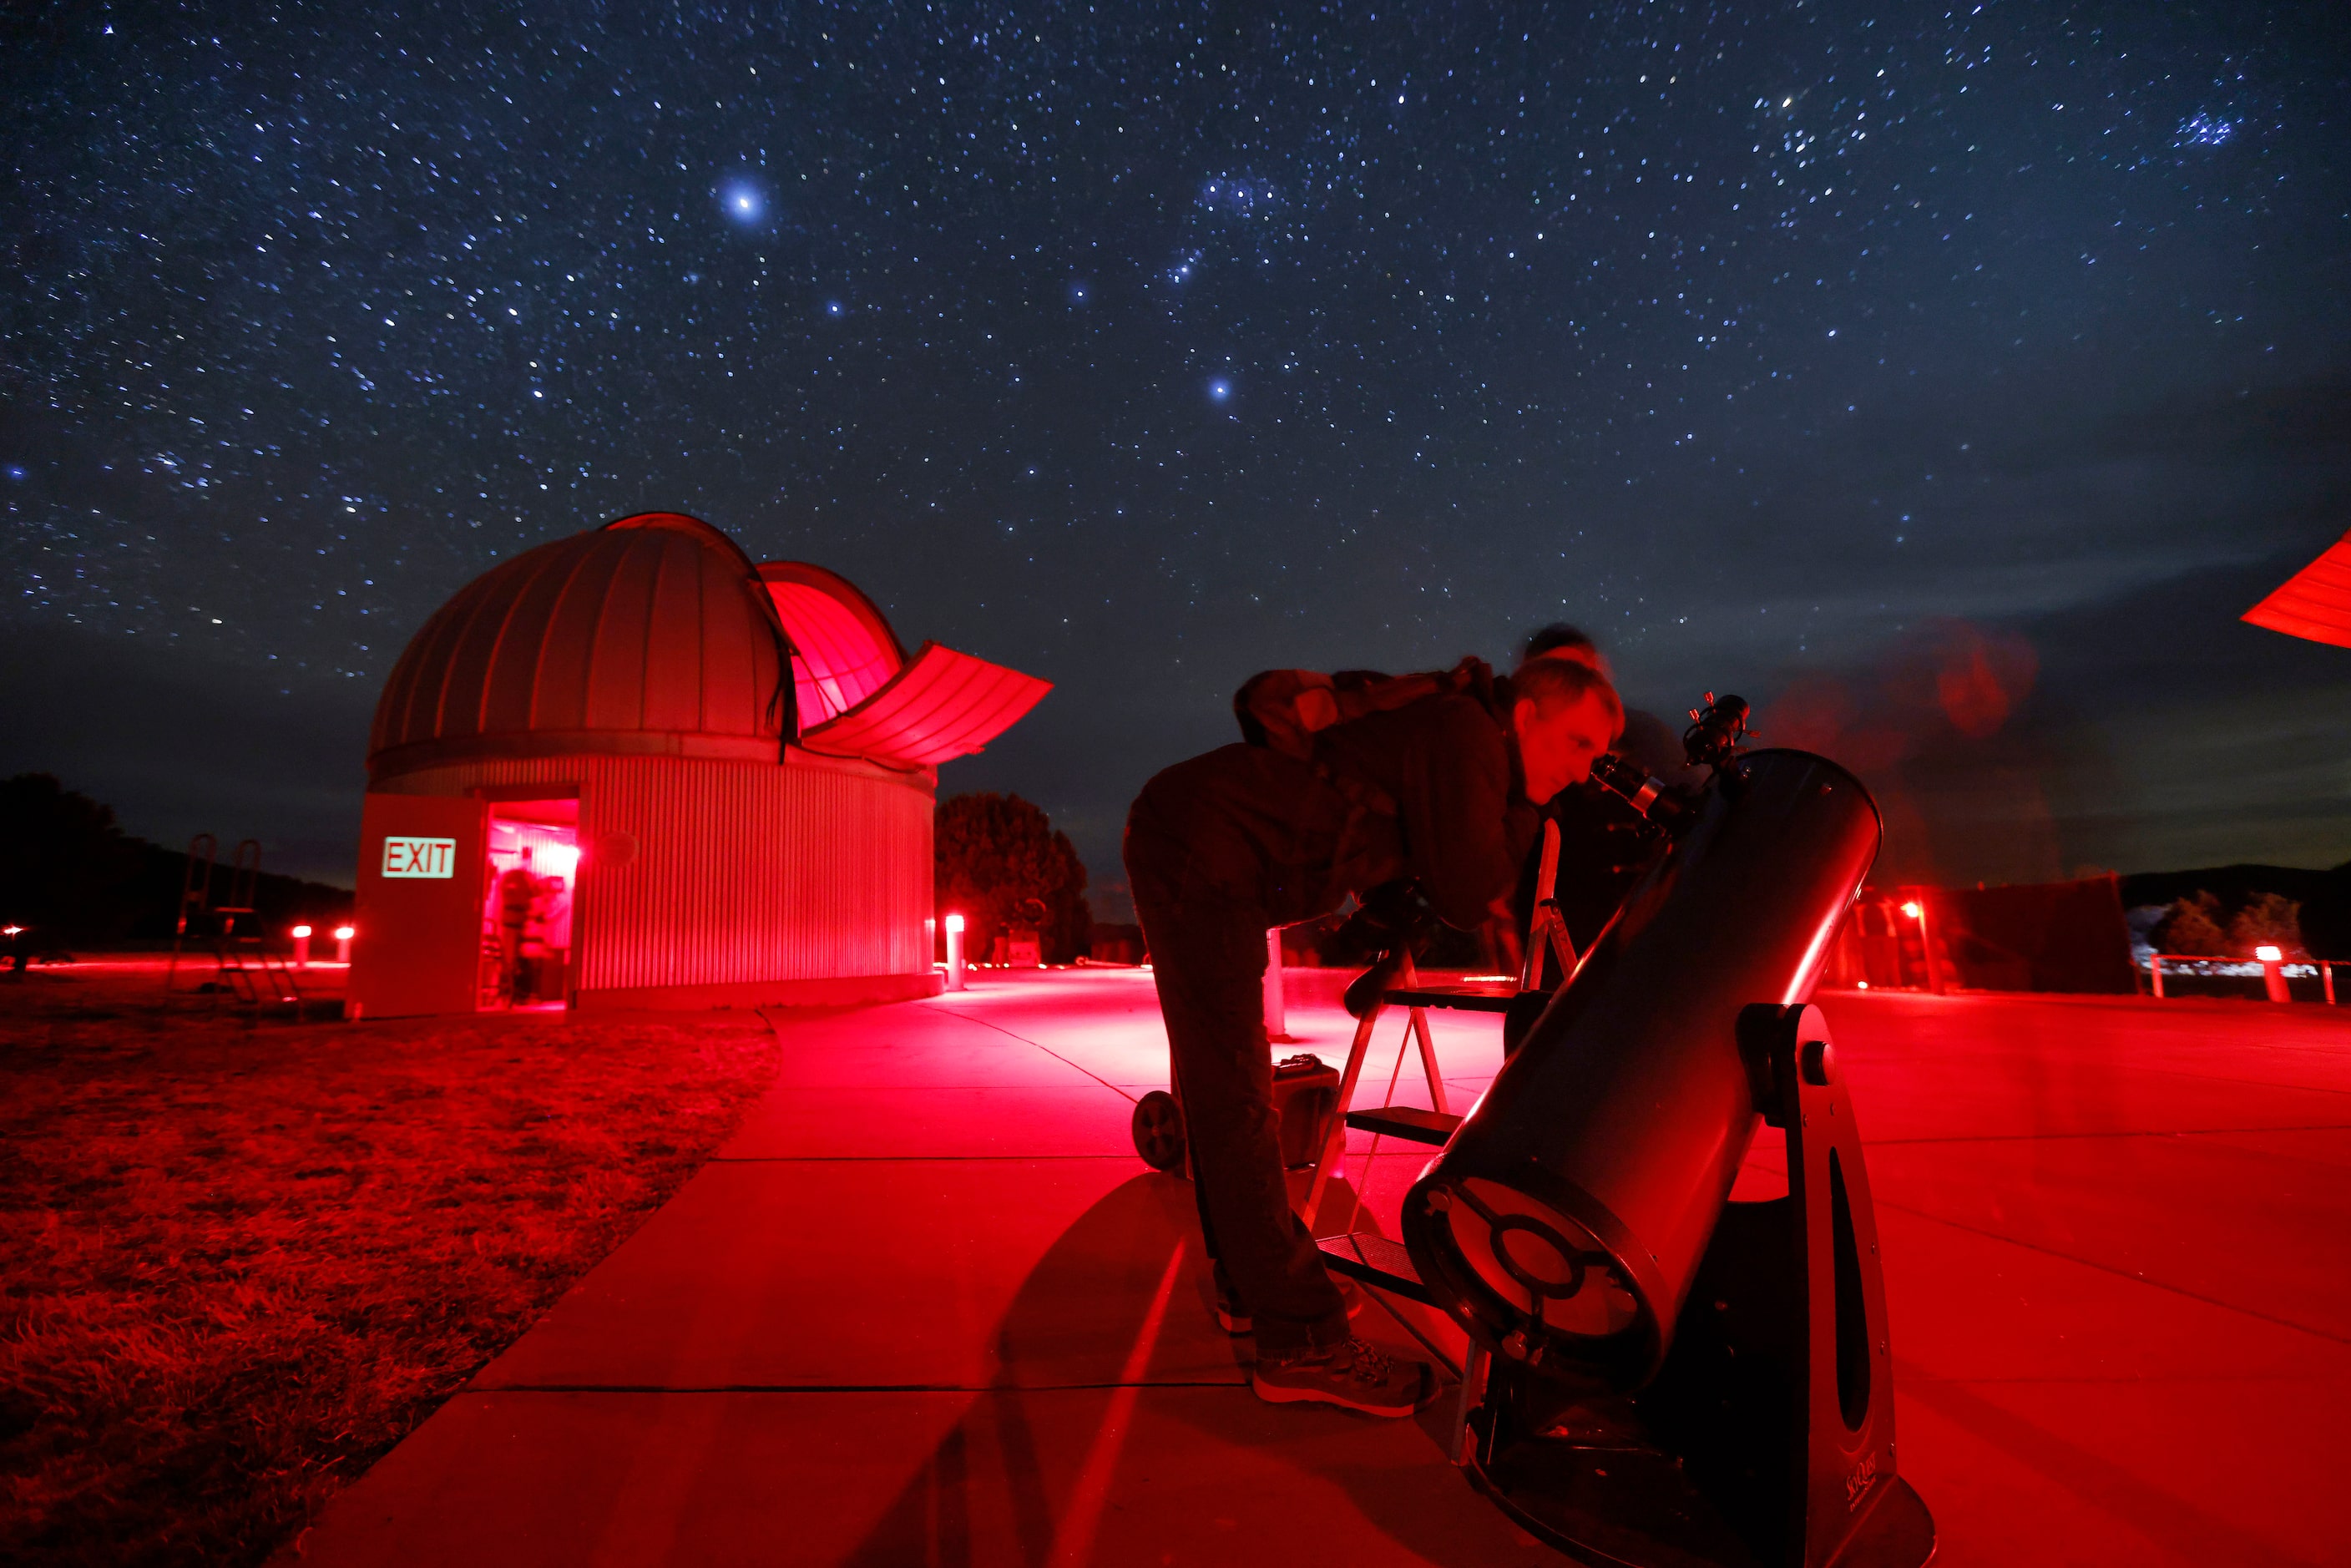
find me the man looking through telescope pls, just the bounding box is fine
[1124,655,1623,1415]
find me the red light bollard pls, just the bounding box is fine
[944,913,968,992]
[291,925,312,968]
[334,925,354,964]
[2257,944,2290,1004]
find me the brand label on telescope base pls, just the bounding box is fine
[382,836,458,879]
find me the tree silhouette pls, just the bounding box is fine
[2151,892,2227,957]
[0,774,143,959]
[933,793,1090,962]
[2227,893,2305,958]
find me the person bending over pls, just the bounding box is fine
[1123,655,1623,1415]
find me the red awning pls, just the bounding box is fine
[2244,531,2351,650]
[801,641,1053,768]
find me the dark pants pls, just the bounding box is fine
[1125,748,1350,1355]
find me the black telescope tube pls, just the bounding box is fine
[1401,748,1881,1388]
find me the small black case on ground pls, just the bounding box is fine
[1271,1052,1340,1170]
[1130,1052,1342,1177]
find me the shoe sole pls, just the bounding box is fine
[1249,1375,1423,1418]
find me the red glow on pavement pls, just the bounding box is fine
[1046,1240,1186,1567]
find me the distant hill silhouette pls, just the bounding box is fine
[2118,862,2346,910]
[3,773,350,951]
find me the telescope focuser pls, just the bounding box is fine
[1588,752,1697,832]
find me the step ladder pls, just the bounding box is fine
[1301,818,1578,1222]
[210,839,305,1009]
[1297,820,1576,1467]
[169,837,305,1011]
[163,833,218,990]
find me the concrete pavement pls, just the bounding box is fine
[291,970,2351,1565]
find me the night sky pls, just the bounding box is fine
[5,3,2348,912]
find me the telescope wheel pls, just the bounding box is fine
[1132,1090,1186,1174]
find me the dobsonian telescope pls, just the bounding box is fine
[1323,695,1937,1567]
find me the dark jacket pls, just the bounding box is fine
[1128,694,1537,930]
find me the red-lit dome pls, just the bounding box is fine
[758,561,907,725]
[368,512,792,779]
[756,559,1054,769]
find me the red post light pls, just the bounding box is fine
[1901,895,1944,994]
[944,913,967,992]
[2257,944,2289,1004]
[291,924,312,968]
[334,925,355,964]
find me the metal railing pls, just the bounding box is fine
[2147,953,2340,1004]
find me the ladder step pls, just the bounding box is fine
[1382,984,1519,1014]
[1344,1105,1463,1146]
[1315,1232,1438,1305]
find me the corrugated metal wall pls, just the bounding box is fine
[375,748,932,991]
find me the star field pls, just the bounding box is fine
[3,2,2348,888]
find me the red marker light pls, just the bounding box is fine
[291,924,312,939]
[333,926,356,941]
[2256,944,2283,962]
[1900,901,1924,920]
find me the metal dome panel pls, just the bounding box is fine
[800,640,1052,769]
[756,562,908,725]
[368,513,792,780]
[2244,530,2351,650]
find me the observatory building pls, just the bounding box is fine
[348,511,1048,1018]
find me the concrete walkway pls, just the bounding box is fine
[293,971,2351,1565]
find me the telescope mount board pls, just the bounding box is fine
[1453,1004,1935,1568]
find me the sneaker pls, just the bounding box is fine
[1216,1274,1366,1337]
[1251,1336,1437,1417]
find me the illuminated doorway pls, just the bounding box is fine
[481,798,579,1011]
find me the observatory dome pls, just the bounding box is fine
[368,512,791,781]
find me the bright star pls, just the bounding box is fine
[720,180,766,225]
[1209,378,1232,402]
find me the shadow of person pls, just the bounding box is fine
[841,1170,1534,1568]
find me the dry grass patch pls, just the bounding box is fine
[0,967,781,1566]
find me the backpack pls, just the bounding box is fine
[1234,655,1500,762]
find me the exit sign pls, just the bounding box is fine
[382,837,458,879]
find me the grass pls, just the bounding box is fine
[0,962,781,1565]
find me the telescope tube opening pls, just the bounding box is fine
[1403,749,1883,1387]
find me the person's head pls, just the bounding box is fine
[1519,622,1608,677]
[1509,656,1624,806]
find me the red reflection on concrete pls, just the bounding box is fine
[288,969,2351,1566]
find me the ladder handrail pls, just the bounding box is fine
[164,834,220,989]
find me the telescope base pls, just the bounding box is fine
[1461,1418,1934,1568]
[1441,1005,1934,1566]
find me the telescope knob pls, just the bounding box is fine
[1798,1037,1838,1086]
